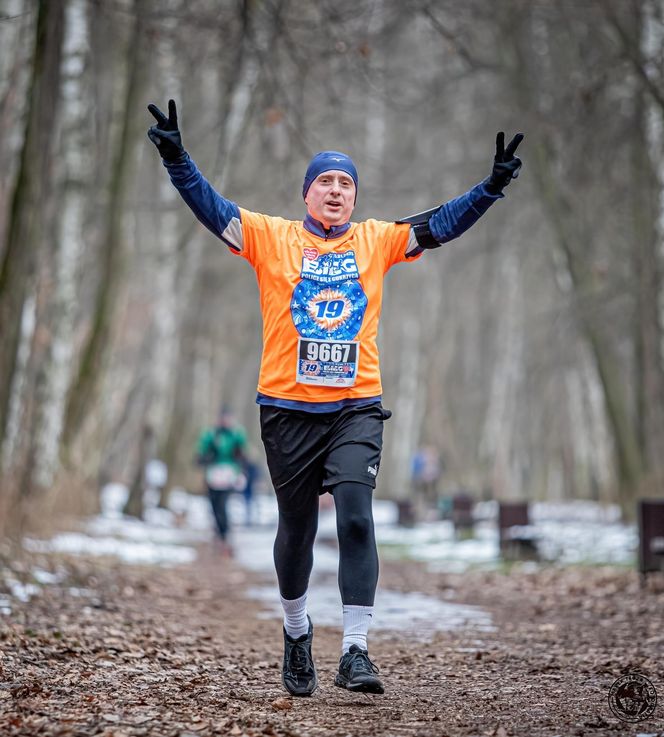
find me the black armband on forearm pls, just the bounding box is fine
[396,206,441,250]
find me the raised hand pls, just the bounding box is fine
[487,131,524,194]
[147,99,185,162]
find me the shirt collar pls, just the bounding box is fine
[303,213,351,240]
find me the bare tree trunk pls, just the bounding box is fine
[123,423,154,519]
[391,313,423,504]
[532,139,644,509]
[502,4,646,515]
[631,3,664,473]
[9,1,93,502]
[0,6,33,256]
[159,0,275,500]
[30,0,91,491]
[0,0,65,457]
[61,0,149,456]
[479,250,523,500]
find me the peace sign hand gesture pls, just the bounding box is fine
[486,131,524,195]
[147,99,186,162]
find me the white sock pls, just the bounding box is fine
[342,604,374,654]
[281,592,309,639]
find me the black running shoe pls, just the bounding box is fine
[282,615,318,696]
[334,644,384,694]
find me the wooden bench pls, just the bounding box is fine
[452,493,474,538]
[498,501,539,561]
[638,499,664,577]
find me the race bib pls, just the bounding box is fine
[205,464,245,491]
[296,338,359,387]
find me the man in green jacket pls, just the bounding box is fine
[196,405,247,556]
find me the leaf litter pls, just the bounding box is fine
[0,543,662,736]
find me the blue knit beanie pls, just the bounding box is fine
[302,151,359,200]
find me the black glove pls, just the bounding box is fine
[147,99,186,162]
[486,131,524,195]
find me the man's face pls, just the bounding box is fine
[305,170,356,228]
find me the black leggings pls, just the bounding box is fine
[273,481,379,605]
[208,488,232,540]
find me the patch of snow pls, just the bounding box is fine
[99,482,129,517]
[5,578,40,602]
[22,485,641,577]
[85,514,205,546]
[32,568,64,584]
[11,487,641,637]
[372,502,637,571]
[247,584,495,639]
[24,533,196,566]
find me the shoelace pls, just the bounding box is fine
[346,650,379,675]
[288,642,313,674]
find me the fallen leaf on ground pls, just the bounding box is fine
[271,697,293,711]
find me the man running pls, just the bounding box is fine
[196,405,248,556]
[148,99,523,696]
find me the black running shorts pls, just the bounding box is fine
[259,403,392,511]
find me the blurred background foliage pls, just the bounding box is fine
[1,0,663,533]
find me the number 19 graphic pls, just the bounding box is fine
[315,300,344,319]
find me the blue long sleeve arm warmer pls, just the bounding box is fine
[163,154,242,251]
[428,178,503,244]
[163,156,502,251]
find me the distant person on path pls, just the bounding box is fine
[242,460,260,526]
[149,99,523,696]
[411,445,443,511]
[196,405,248,557]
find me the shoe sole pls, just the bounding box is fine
[334,674,384,694]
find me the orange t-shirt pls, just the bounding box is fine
[234,209,420,404]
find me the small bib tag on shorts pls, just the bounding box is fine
[205,464,245,491]
[296,338,359,387]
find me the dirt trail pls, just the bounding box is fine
[1,541,663,737]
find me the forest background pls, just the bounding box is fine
[1,0,664,534]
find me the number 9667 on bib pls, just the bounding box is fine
[296,338,359,387]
